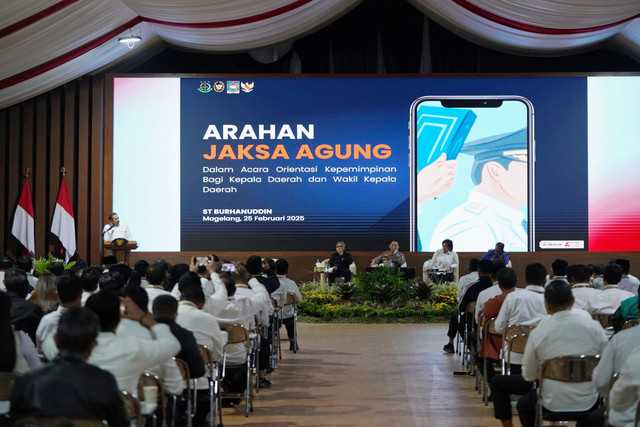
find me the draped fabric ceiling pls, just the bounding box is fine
[0,0,639,109]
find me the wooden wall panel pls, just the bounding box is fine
[35,95,49,256]
[0,109,7,251]
[77,78,91,259]
[90,76,105,263]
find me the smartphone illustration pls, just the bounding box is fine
[409,96,535,252]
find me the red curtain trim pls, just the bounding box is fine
[0,0,79,39]
[451,0,639,35]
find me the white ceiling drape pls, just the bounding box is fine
[0,0,638,109]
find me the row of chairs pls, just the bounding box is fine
[458,309,640,427]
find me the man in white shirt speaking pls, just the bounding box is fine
[102,212,132,241]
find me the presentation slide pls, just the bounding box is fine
[112,75,640,253]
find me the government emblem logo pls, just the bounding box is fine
[241,82,254,93]
[197,81,212,93]
[227,81,240,94]
[213,81,224,92]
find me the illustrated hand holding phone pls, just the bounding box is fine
[417,153,458,204]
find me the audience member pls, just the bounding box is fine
[546,258,568,284]
[16,255,37,290]
[516,280,606,427]
[457,258,480,304]
[567,264,600,310]
[455,259,493,354]
[79,266,101,305]
[615,259,639,295]
[10,307,128,426]
[85,290,181,393]
[609,344,640,424]
[589,263,605,290]
[4,268,43,340]
[593,296,640,427]
[0,257,15,291]
[134,259,150,287]
[611,294,638,332]
[152,295,205,379]
[28,273,58,315]
[145,263,174,312]
[108,263,132,284]
[479,267,518,382]
[176,284,225,424]
[475,260,506,324]
[275,259,302,351]
[585,263,634,316]
[36,273,83,359]
[0,292,40,373]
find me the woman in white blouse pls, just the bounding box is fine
[427,239,459,283]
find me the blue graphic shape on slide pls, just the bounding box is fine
[416,105,476,169]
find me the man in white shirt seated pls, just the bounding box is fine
[102,212,132,241]
[615,259,639,296]
[117,285,184,396]
[176,284,226,424]
[275,259,302,351]
[85,290,181,394]
[567,264,600,310]
[593,295,640,427]
[79,267,101,306]
[585,263,634,316]
[609,341,640,425]
[516,280,607,427]
[475,260,507,325]
[458,259,480,303]
[489,263,549,425]
[37,273,83,359]
[545,258,568,285]
[144,263,174,312]
[216,271,270,388]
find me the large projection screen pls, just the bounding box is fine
[110,74,640,253]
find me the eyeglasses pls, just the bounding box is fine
[336,245,344,247]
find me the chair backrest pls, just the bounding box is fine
[285,293,297,306]
[221,324,249,345]
[137,371,165,415]
[270,298,278,309]
[485,318,499,336]
[349,262,357,275]
[465,301,476,316]
[0,372,19,401]
[538,355,600,385]
[622,318,640,330]
[173,357,192,399]
[121,390,143,426]
[503,324,536,367]
[503,324,536,343]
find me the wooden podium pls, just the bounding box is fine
[104,239,138,265]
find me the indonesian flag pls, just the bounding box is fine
[51,176,76,262]
[11,178,35,255]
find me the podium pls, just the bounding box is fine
[104,239,138,265]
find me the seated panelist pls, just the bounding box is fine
[370,241,405,268]
[328,241,353,284]
[427,239,458,283]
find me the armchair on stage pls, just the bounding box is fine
[104,239,138,265]
[422,260,459,284]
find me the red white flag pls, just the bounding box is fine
[51,176,76,262]
[11,178,35,255]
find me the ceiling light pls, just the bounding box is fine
[118,36,141,44]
